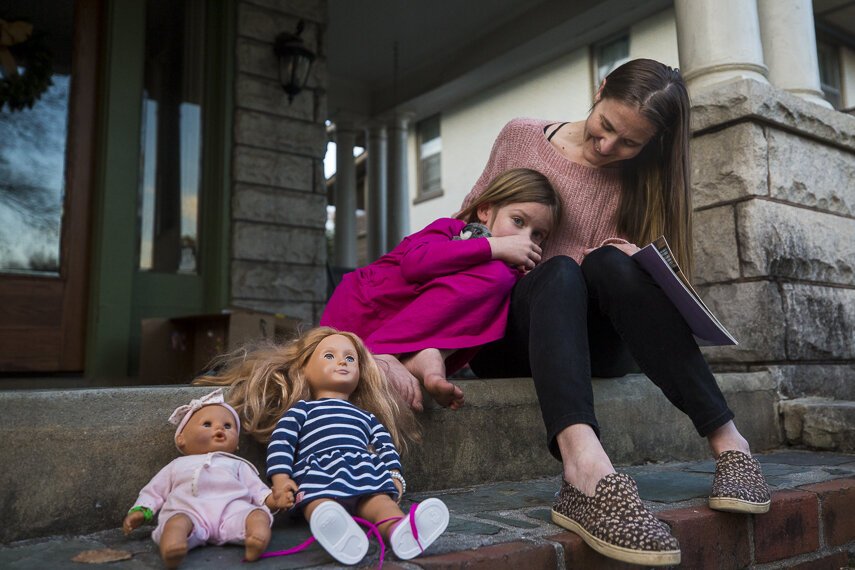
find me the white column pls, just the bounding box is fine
[366,123,388,261]
[333,123,358,268]
[386,112,412,247]
[674,0,768,91]
[757,0,832,108]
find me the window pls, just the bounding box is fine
[817,40,842,110]
[416,115,442,202]
[593,35,630,90]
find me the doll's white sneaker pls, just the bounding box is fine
[390,497,449,560]
[309,501,369,565]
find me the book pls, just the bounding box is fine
[632,236,738,346]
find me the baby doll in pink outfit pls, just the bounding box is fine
[122,389,276,568]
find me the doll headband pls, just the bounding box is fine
[168,388,241,451]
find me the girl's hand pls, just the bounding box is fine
[122,511,145,535]
[487,235,542,272]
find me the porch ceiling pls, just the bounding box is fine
[326,0,855,122]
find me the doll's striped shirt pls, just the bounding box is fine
[266,399,401,503]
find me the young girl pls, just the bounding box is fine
[122,389,275,569]
[196,328,448,565]
[321,168,560,410]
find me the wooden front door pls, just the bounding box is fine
[0,0,101,372]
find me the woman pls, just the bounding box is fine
[382,59,770,566]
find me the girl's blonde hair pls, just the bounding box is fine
[455,168,561,231]
[195,327,420,453]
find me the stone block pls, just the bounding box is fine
[769,364,855,400]
[737,199,855,285]
[549,532,642,569]
[783,283,855,360]
[691,78,855,152]
[233,146,314,191]
[241,0,326,24]
[237,3,320,51]
[781,398,855,452]
[233,184,327,227]
[417,541,557,569]
[235,75,314,121]
[235,110,328,157]
[692,122,768,208]
[657,507,751,569]
[233,222,325,264]
[693,205,740,284]
[768,129,855,217]
[231,260,326,302]
[230,298,315,324]
[696,281,786,363]
[787,552,850,570]
[753,489,820,564]
[800,478,855,547]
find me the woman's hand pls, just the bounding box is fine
[375,354,424,412]
[487,235,542,272]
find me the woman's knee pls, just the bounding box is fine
[530,255,585,292]
[581,246,641,292]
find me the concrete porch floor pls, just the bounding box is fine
[3,449,854,569]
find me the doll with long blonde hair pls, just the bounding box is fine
[196,327,448,565]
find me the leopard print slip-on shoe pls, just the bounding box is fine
[551,473,681,566]
[709,450,771,514]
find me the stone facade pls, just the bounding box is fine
[691,79,855,408]
[231,0,329,324]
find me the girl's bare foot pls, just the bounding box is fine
[402,349,464,410]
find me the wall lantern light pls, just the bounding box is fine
[274,20,316,104]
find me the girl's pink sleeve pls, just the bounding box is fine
[132,462,175,514]
[399,219,492,284]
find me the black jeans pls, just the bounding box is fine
[469,247,734,460]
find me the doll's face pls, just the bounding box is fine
[176,404,239,455]
[304,334,360,399]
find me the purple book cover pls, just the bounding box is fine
[632,242,738,346]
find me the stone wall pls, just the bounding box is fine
[690,78,855,402]
[230,0,329,324]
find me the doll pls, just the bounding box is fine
[122,389,276,569]
[196,327,449,565]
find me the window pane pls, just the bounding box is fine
[138,0,205,274]
[595,36,630,86]
[418,115,441,196]
[0,1,74,275]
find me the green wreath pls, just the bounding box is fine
[0,20,53,112]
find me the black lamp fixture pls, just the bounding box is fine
[274,20,316,104]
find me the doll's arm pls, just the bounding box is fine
[267,473,299,510]
[122,462,174,534]
[368,417,403,473]
[266,405,305,508]
[399,220,493,284]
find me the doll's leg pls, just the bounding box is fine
[304,498,369,565]
[243,509,272,562]
[399,348,463,409]
[158,514,194,569]
[358,494,449,560]
[355,493,404,539]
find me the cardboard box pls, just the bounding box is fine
[139,310,302,384]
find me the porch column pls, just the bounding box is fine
[333,122,358,268]
[387,112,412,246]
[674,0,768,91]
[757,0,831,108]
[366,122,388,261]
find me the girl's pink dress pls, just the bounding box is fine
[322,218,519,373]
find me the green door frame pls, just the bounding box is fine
[86,0,233,379]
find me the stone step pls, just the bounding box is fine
[0,372,781,544]
[781,397,855,453]
[2,450,853,569]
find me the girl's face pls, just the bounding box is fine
[582,97,656,167]
[477,201,553,246]
[305,334,360,399]
[176,405,239,455]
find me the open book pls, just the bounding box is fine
[632,236,737,346]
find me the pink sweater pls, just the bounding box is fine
[462,118,629,264]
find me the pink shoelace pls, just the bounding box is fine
[252,501,424,569]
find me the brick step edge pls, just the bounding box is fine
[386,478,855,570]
